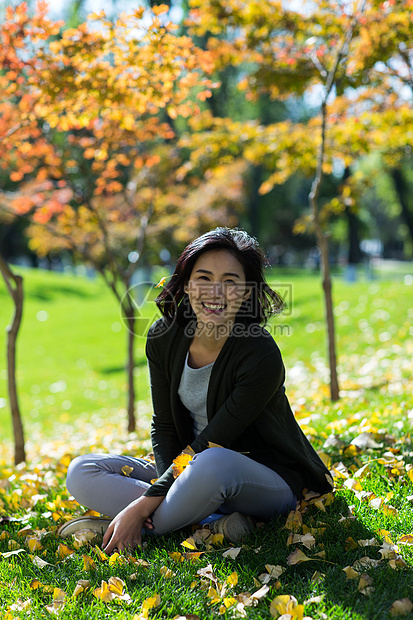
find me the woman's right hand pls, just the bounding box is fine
[102,495,164,554]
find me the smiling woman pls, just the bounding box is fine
[61,228,333,553]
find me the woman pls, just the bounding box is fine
[61,228,333,552]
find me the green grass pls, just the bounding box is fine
[0,264,413,619]
[1,264,412,443]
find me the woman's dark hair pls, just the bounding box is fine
[155,227,284,326]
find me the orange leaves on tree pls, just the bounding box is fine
[152,4,169,16]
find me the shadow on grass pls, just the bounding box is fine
[256,494,413,620]
[27,283,97,302]
[98,359,148,374]
[2,493,412,619]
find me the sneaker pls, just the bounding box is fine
[57,516,112,538]
[211,512,255,543]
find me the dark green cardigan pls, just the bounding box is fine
[143,317,333,500]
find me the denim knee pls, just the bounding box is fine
[188,448,238,490]
[66,454,94,499]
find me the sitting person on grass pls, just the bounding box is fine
[59,227,333,551]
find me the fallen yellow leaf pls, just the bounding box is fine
[181,537,197,550]
[389,598,413,616]
[358,573,374,596]
[93,545,109,561]
[72,579,90,598]
[72,529,97,549]
[27,537,43,552]
[172,447,195,479]
[397,534,413,545]
[284,510,302,532]
[226,571,238,587]
[121,465,134,477]
[265,565,284,579]
[343,566,359,579]
[160,566,176,579]
[56,542,75,559]
[270,594,304,619]
[140,593,161,616]
[207,586,221,605]
[222,547,241,559]
[82,554,96,571]
[287,549,312,565]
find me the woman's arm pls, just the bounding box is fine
[147,351,183,476]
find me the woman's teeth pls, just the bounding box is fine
[202,302,225,311]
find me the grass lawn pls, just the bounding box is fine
[0,264,413,619]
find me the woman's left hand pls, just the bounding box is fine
[102,495,164,554]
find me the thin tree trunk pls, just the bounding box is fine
[307,1,364,401]
[123,304,136,432]
[309,100,340,401]
[316,230,340,401]
[0,254,26,464]
[309,185,340,400]
[390,167,413,246]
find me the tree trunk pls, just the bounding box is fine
[123,305,136,432]
[315,231,340,401]
[0,254,26,464]
[249,165,262,239]
[390,167,413,247]
[342,166,362,268]
[309,102,340,402]
[346,206,363,265]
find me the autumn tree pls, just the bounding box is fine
[0,2,246,438]
[182,0,413,401]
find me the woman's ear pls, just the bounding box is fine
[184,282,189,294]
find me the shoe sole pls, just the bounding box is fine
[57,517,112,538]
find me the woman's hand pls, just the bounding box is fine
[102,495,164,554]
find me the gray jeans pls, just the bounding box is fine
[66,447,297,535]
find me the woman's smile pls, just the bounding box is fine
[201,301,227,313]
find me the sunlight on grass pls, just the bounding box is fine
[0,266,412,619]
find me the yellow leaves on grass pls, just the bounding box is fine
[82,554,96,571]
[287,548,314,566]
[45,587,67,614]
[179,526,224,557]
[390,598,413,617]
[73,579,90,598]
[56,542,75,559]
[160,565,176,579]
[137,593,161,619]
[93,576,131,604]
[270,594,305,619]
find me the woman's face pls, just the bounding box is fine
[184,250,250,331]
